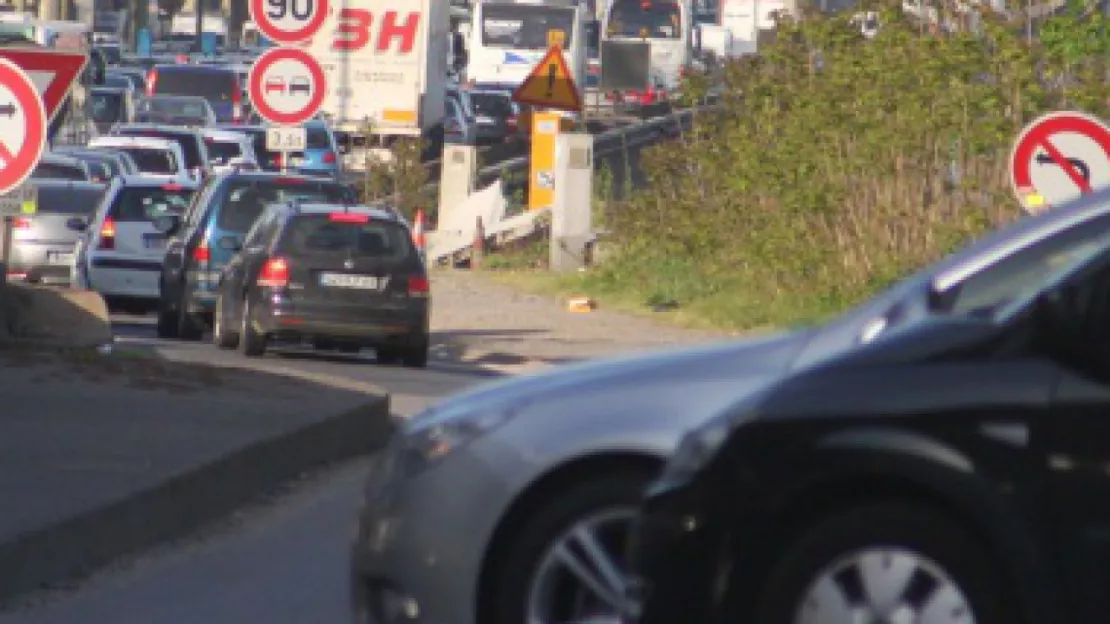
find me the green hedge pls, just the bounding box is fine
[594,0,1110,329]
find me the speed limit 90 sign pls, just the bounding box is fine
[249,0,329,44]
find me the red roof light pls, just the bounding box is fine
[328,212,369,223]
[162,183,185,190]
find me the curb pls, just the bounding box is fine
[0,393,393,605]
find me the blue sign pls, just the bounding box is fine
[136,28,151,57]
[201,32,217,56]
[503,51,532,65]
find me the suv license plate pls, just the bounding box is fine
[143,234,165,249]
[319,273,382,289]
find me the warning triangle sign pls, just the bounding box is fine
[511,45,582,113]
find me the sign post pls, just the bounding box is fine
[511,45,583,212]
[1010,111,1110,214]
[0,58,48,269]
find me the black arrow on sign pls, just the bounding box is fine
[0,103,14,118]
[1037,152,1090,183]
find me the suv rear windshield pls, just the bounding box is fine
[216,180,355,233]
[115,129,204,170]
[470,93,514,118]
[306,127,331,150]
[206,140,243,165]
[152,68,238,102]
[38,186,107,215]
[31,163,86,181]
[120,147,178,175]
[88,91,125,123]
[109,186,195,222]
[278,215,412,261]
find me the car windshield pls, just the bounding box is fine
[153,69,237,102]
[306,127,331,150]
[103,74,132,89]
[109,186,195,221]
[38,185,106,215]
[278,215,412,261]
[206,140,243,165]
[118,147,178,175]
[88,92,125,123]
[607,0,683,39]
[482,5,575,50]
[137,97,209,119]
[115,129,203,170]
[31,162,85,181]
[216,181,355,233]
[932,215,1110,318]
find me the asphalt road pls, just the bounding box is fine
[0,315,511,624]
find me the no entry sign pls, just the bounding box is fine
[1010,111,1110,214]
[0,58,46,196]
[248,47,326,126]
[249,0,329,45]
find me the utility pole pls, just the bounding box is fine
[38,0,59,20]
[194,0,203,52]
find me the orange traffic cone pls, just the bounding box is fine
[412,209,427,253]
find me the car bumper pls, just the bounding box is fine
[351,434,514,624]
[625,479,723,624]
[255,298,429,346]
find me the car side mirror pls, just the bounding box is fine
[217,235,241,252]
[152,214,180,235]
[66,217,88,232]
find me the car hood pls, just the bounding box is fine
[404,329,816,432]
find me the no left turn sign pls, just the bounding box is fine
[249,0,329,45]
[1010,111,1110,214]
[0,58,46,197]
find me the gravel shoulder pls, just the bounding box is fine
[430,269,729,370]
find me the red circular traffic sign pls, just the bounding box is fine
[249,0,329,45]
[0,58,46,196]
[248,47,327,126]
[1010,111,1110,214]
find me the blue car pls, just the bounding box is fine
[153,172,358,339]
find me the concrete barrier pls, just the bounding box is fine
[0,283,112,348]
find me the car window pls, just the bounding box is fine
[37,186,106,215]
[152,69,237,102]
[109,186,195,222]
[306,127,331,150]
[470,93,514,117]
[278,215,412,261]
[31,162,86,181]
[85,161,114,182]
[216,180,354,234]
[115,129,204,169]
[934,215,1110,318]
[119,147,178,175]
[103,74,131,90]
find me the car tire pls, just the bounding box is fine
[491,470,651,624]
[400,338,429,369]
[212,295,238,349]
[238,298,266,357]
[337,344,360,354]
[156,287,179,339]
[751,502,1012,624]
[177,288,204,341]
[375,347,400,365]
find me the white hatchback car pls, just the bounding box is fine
[201,128,260,175]
[88,136,188,180]
[72,176,199,313]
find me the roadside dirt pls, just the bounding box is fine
[429,269,728,369]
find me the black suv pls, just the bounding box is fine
[155,172,356,339]
[212,202,430,367]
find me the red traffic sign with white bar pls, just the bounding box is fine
[1010,111,1110,214]
[0,58,46,197]
[248,47,326,126]
[249,0,329,45]
[0,47,86,124]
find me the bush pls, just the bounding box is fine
[355,134,434,221]
[593,0,1110,329]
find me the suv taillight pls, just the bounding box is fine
[257,257,289,288]
[322,151,336,164]
[97,216,116,250]
[192,240,210,265]
[146,70,156,95]
[407,275,429,297]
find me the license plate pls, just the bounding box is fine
[143,234,165,249]
[319,273,384,290]
[288,157,306,166]
[48,252,74,265]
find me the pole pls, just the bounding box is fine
[195,0,204,53]
[0,217,13,269]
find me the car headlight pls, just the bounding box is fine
[399,408,515,478]
[659,416,733,483]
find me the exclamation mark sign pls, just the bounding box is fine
[546,64,557,97]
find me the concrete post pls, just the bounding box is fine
[437,144,477,228]
[549,132,594,273]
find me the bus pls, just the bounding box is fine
[466,0,590,101]
[601,0,694,90]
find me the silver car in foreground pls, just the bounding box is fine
[6,181,108,285]
[351,193,1102,624]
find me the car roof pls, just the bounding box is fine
[140,94,208,101]
[218,171,348,184]
[151,64,235,75]
[92,135,179,149]
[113,123,202,135]
[91,86,129,94]
[118,175,199,188]
[279,203,402,222]
[32,179,106,190]
[202,128,250,141]
[40,153,84,166]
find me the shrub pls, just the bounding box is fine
[596,0,1108,329]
